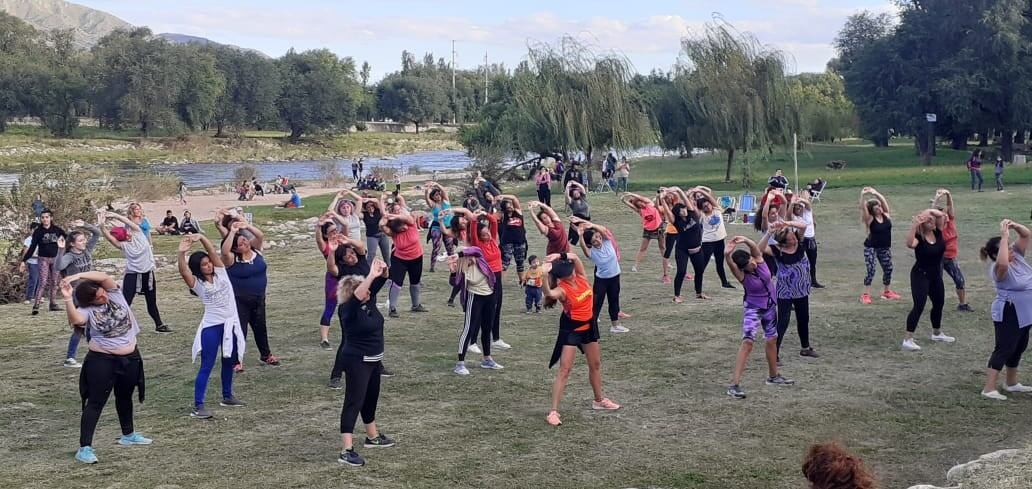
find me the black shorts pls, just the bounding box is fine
[642,227,662,240]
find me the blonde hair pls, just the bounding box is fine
[336,275,364,303]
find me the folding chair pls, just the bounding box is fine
[719,195,737,222]
[737,192,757,224]
[809,180,828,203]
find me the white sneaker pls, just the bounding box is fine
[610,325,629,333]
[981,390,1008,401]
[23,300,30,305]
[1005,383,1032,393]
[436,252,450,263]
[492,339,512,350]
[930,332,956,343]
[63,358,81,368]
[468,343,482,355]
[453,362,470,375]
[901,339,921,351]
[631,265,638,273]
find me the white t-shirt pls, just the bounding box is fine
[702,211,727,243]
[799,210,815,238]
[122,230,155,273]
[191,267,238,328]
[23,237,37,265]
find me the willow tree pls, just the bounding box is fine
[677,22,793,182]
[461,36,653,167]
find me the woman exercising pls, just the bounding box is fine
[620,192,665,275]
[527,201,569,256]
[571,216,629,334]
[450,246,503,374]
[759,221,818,359]
[980,220,1032,400]
[694,187,734,289]
[902,208,954,351]
[860,187,900,304]
[661,187,707,302]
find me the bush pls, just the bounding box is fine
[233,164,258,183]
[424,127,445,134]
[123,172,180,203]
[317,160,345,186]
[354,122,368,132]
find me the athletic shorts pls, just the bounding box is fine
[742,305,778,342]
[642,227,662,240]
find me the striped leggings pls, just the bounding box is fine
[863,247,893,286]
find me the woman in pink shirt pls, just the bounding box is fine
[535,166,554,207]
[381,212,427,318]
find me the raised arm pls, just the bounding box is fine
[870,188,890,216]
[220,222,244,266]
[905,214,922,249]
[859,188,872,224]
[338,233,367,255]
[177,236,198,288]
[324,238,340,276]
[526,202,549,235]
[314,214,331,252]
[105,212,141,232]
[353,259,389,302]
[214,208,230,237]
[384,212,416,225]
[724,238,746,283]
[245,223,264,251]
[199,234,224,268]
[498,194,522,210]
[58,278,88,327]
[1012,220,1031,257]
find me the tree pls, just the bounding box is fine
[211,48,281,136]
[90,28,180,135]
[360,61,372,87]
[174,46,225,131]
[276,49,359,141]
[376,75,447,133]
[0,11,42,132]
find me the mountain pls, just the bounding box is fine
[0,0,267,56]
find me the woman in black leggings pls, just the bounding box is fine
[661,187,707,302]
[902,209,954,352]
[100,212,171,334]
[694,187,734,289]
[981,220,1032,400]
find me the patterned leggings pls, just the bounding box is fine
[429,227,455,271]
[863,247,893,286]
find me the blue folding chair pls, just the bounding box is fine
[719,195,736,222]
[737,192,757,224]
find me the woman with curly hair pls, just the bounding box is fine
[802,441,877,489]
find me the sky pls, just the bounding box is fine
[75,0,897,82]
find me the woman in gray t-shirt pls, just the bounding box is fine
[100,212,171,334]
[981,219,1032,400]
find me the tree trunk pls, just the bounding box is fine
[0,116,6,133]
[979,130,989,147]
[140,119,149,138]
[289,125,303,142]
[949,132,968,150]
[215,121,225,138]
[414,122,420,134]
[1002,128,1015,162]
[725,148,735,183]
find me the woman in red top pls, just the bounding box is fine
[380,211,427,318]
[541,252,620,427]
[527,201,569,255]
[452,208,511,350]
[621,192,666,277]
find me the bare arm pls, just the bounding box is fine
[526,203,549,235]
[905,215,922,250]
[325,239,340,276]
[214,209,230,237]
[246,223,265,251]
[724,239,745,283]
[106,212,141,232]
[1013,220,1031,257]
[353,259,389,302]
[177,237,196,288]
[996,220,1013,281]
[58,278,87,327]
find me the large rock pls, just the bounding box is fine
[907,448,1031,489]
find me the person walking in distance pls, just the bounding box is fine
[59,272,152,464]
[100,212,172,333]
[541,253,621,426]
[859,187,900,304]
[980,220,1032,400]
[967,150,984,192]
[902,209,955,351]
[724,236,795,399]
[21,209,66,315]
[932,189,973,312]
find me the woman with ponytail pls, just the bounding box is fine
[980,220,1032,400]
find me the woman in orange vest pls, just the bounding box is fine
[541,252,621,426]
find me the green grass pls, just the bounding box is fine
[3,145,1032,488]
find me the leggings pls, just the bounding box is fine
[458,293,495,361]
[943,258,966,290]
[592,274,621,322]
[906,267,945,333]
[388,255,423,310]
[194,324,236,407]
[123,271,164,328]
[236,294,271,359]
[339,357,381,434]
[320,272,337,326]
[988,303,1030,370]
[365,234,392,264]
[674,248,706,296]
[429,227,455,270]
[34,256,58,307]
[491,271,504,341]
[79,349,141,447]
[863,247,893,287]
[776,296,811,352]
[701,240,731,285]
[802,237,818,284]
[663,233,677,259]
[537,184,552,207]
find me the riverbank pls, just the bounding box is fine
[0,126,462,167]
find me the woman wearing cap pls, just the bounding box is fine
[100,212,171,334]
[177,234,247,419]
[541,252,620,426]
[980,219,1032,400]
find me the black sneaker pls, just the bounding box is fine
[799,348,820,358]
[31,304,39,316]
[726,384,747,399]
[812,282,825,289]
[721,282,736,289]
[338,449,365,466]
[388,309,399,318]
[191,404,213,419]
[154,324,173,334]
[411,304,428,313]
[766,375,795,386]
[320,340,332,350]
[48,303,62,311]
[379,365,394,377]
[220,396,247,407]
[446,300,455,308]
[363,434,396,448]
[958,303,974,312]
[328,378,344,390]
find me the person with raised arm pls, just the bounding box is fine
[724,235,795,400]
[496,194,529,284]
[452,207,511,350]
[56,216,102,368]
[20,208,65,315]
[177,234,247,419]
[565,180,591,245]
[789,194,824,288]
[328,190,363,241]
[759,221,818,360]
[540,252,620,426]
[221,220,278,370]
[620,192,665,276]
[526,201,569,256]
[380,209,427,318]
[100,211,171,334]
[424,182,454,271]
[693,186,735,289]
[663,187,708,302]
[901,208,954,351]
[859,187,900,304]
[571,216,629,334]
[60,271,151,464]
[449,247,503,375]
[980,220,1032,400]
[931,188,972,311]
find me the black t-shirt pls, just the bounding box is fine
[674,211,702,251]
[914,229,945,273]
[335,250,371,277]
[499,212,527,245]
[162,216,179,227]
[362,209,383,237]
[771,245,806,265]
[338,276,388,358]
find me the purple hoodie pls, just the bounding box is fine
[450,246,496,305]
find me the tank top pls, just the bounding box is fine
[913,229,945,275]
[865,217,892,249]
[558,275,593,323]
[569,198,590,218]
[640,205,661,231]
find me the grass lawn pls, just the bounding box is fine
[3,146,1032,488]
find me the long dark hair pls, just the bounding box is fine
[981,236,1002,262]
[188,251,211,280]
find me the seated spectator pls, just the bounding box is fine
[802,442,877,489]
[253,178,264,196]
[768,168,789,190]
[178,210,203,235]
[157,210,180,235]
[281,188,303,208]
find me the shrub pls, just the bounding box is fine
[233,164,258,183]
[354,122,368,132]
[424,127,445,134]
[123,172,180,203]
[317,160,345,186]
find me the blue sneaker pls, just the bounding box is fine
[480,359,504,370]
[75,446,98,464]
[118,432,153,446]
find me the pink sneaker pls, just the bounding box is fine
[592,398,621,411]
[860,293,872,305]
[882,290,902,300]
[618,311,631,319]
[546,410,562,426]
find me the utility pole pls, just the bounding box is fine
[451,40,457,124]
[484,49,489,105]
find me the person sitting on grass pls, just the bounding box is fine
[724,235,795,400]
[178,210,203,235]
[157,210,180,235]
[280,188,302,208]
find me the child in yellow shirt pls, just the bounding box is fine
[524,255,544,313]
